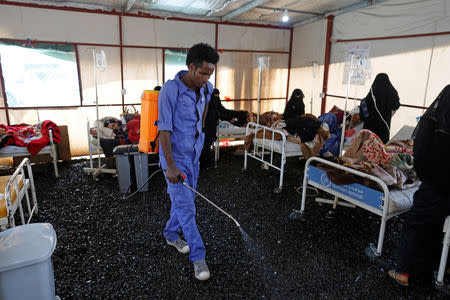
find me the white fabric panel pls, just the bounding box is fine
[123,17,215,47]
[218,25,290,52]
[0,84,5,107]
[123,48,163,104]
[0,110,8,124]
[333,0,450,40]
[78,46,122,105]
[424,36,450,105]
[290,20,327,116]
[0,4,118,44]
[216,52,288,114]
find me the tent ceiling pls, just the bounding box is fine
[9,0,388,27]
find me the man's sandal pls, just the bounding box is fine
[388,269,409,287]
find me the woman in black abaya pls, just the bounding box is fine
[283,89,305,120]
[388,85,450,286]
[360,73,400,143]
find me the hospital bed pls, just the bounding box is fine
[84,120,117,179]
[243,122,304,193]
[0,158,38,230]
[214,125,247,163]
[0,129,59,178]
[293,156,417,258]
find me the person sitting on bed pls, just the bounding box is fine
[283,89,305,120]
[360,73,400,144]
[388,84,450,287]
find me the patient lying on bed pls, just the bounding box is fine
[327,129,420,190]
[90,117,132,156]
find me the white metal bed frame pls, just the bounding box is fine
[0,158,38,230]
[214,125,247,164]
[296,156,412,258]
[0,129,59,178]
[435,215,450,288]
[243,122,303,193]
[83,120,117,179]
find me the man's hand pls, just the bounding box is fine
[230,118,238,124]
[166,165,183,184]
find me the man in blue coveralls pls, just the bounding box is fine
[158,43,219,281]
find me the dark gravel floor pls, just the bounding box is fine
[14,147,449,299]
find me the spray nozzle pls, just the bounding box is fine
[177,174,186,183]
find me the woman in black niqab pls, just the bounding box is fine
[360,73,400,143]
[388,84,450,286]
[283,89,305,120]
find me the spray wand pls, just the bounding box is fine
[177,174,241,228]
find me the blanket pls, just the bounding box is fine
[339,129,419,189]
[0,120,61,155]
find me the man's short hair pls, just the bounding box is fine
[186,43,219,68]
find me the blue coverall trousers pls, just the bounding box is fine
[163,161,205,262]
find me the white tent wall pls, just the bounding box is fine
[0,2,290,158]
[215,52,289,114]
[78,46,123,106]
[289,20,327,117]
[122,48,163,105]
[327,0,450,138]
[216,24,290,115]
[217,25,290,52]
[122,17,215,48]
[0,5,119,43]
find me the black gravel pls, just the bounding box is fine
[16,148,448,299]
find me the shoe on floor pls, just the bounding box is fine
[193,259,210,281]
[166,238,190,254]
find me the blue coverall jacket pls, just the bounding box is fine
[158,70,213,261]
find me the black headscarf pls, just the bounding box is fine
[283,89,305,120]
[413,84,450,190]
[360,73,400,143]
[203,88,221,138]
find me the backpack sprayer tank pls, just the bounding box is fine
[115,90,160,196]
[139,90,159,154]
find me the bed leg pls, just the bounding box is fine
[275,156,285,194]
[27,162,38,216]
[52,152,59,178]
[214,139,219,163]
[365,243,380,260]
[242,149,248,172]
[435,216,450,287]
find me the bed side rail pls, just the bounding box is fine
[245,122,287,170]
[299,156,397,257]
[4,158,37,227]
[302,157,391,213]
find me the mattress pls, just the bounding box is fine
[253,138,303,155]
[217,126,247,136]
[0,145,52,155]
[387,185,418,214]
